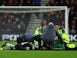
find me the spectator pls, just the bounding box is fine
[70,10,74,17]
[20,21,26,32]
[20,14,26,23]
[33,0,41,6]
[5,19,12,33]
[72,18,76,25]
[75,12,77,17]
[0,21,6,33]
[61,20,65,27]
[17,24,21,33]
[73,17,77,21]
[72,2,77,9]
[54,14,62,25]
[15,17,20,24]
[9,15,15,23]
[65,0,71,7]
[54,0,60,6]
[20,0,23,6]
[71,0,74,4]
[0,14,2,23]
[5,0,14,6]
[2,14,8,22]
[13,0,20,6]
[46,0,54,6]
[59,0,65,6]
[12,21,18,33]
[70,25,76,34]
[0,0,5,6]
[22,0,33,6]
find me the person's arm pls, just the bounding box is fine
[21,42,29,45]
[55,29,64,44]
[2,44,6,47]
[41,25,49,38]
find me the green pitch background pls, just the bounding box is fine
[0,50,77,58]
[0,41,77,58]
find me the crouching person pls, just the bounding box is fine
[56,25,77,50]
[34,23,46,50]
[15,33,35,50]
[41,22,64,50]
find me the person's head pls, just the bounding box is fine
[43,20,47,25]
[55,24,60,30]
[42,25,46,30]
[41,23,46,30]
[48,22,54,26]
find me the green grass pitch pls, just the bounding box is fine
[0,41,77,58]
[0,50,77,58]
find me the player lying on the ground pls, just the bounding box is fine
[15,33,35,50]
[1,41,30,50]
[2,41,15,50]
[16,32,44,50]
[1,33,43,50]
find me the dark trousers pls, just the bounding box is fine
[35,35,42,49]
[43,40,55,50]
[15,43,32,50]
[49,41,55,50]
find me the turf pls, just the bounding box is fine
[0,41,77,58]
[0,50,77,58]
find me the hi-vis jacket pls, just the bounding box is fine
[58,28,76,48]
[58,28,70,43]
[34,26,43,36]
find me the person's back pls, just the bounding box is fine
[17,33,35,43]
[22,33,35,42]
[42,23,56,43]
[41,22,63,49]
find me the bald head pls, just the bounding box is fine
[48,22,54,26]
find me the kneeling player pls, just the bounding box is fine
[16,33,35,50]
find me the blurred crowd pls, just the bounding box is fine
[0,13,31,34]
[0,0,41,6]
[46,0,77,34]
[0,0,77,34]
[0,11,65,34]
[43,10,65,26]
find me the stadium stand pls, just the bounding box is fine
[0,13,30,34]
[0,0,77,35]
